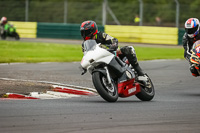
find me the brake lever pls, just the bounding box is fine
[79,65,87,75]
[81,69,87,75]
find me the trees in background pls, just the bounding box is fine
[0,0,199,27]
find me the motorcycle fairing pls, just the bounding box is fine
[118,79,140,97]
[81,44,115,70]
[195,44,200,57]
[107,57,126,77]
[191,47,200,64]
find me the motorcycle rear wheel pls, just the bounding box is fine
[135,74,155,101]
[92,72,118,102]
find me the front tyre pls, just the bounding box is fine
[1,33,6,40]
[92,72,118,102]
[136,74,155,101]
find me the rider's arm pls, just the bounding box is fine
[182,33,192,62]
[97,32,118,51]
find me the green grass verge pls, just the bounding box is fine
[134,46,184,60]
[0,40,184,63]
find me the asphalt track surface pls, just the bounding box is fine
[0,60,200,133]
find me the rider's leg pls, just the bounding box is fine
[120,46,145,76]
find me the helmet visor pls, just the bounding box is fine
[81,30,92,39]
[185,26,198,34]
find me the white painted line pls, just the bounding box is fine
[0,62,79,65]
[146,59,182,62]
[30,91,80,99]
[0,63,26,65]
[46,91,80,98]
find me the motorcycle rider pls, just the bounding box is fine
[0,16,7,26]
[0,16,11,39]
[183,18,200,77]
[0,17,8,35]
[80,20,148,80]
[0,16,19,40]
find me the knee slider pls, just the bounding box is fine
[120,46,135,55]
[120,46,138,64]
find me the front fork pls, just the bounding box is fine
[104,66,112,84]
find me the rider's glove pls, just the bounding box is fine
[110,39,118,51]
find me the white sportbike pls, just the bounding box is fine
[80,40,155,102]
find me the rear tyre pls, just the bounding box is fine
[92,72,118,102]
[135,74,155,101]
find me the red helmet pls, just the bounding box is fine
[80,20,98,40]
[1,17,7,25]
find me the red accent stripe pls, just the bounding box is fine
[191,59,199,64]
[85,36,91,40]
[93,30,98,35]
[187,18,193,24]
[197,52,200,57]
[192,73,197,77]
[6,94,39,99]
[81,21,90,27]
[53,87,95,96]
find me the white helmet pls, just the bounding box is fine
[1,16,7,24]
[185,18,199,38]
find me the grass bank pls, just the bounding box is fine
[0,40,184,63]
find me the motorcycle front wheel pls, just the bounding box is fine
[92,72,118,102]
[1,33,6,40]
[135,74,155,101]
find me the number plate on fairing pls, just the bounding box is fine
[128,87,136,94]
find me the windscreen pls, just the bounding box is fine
[193,40,200,50]
[83,40,97,52]
[192,40,200,56]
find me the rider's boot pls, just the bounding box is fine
[120,46,148,81]
[128,57,148,81]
